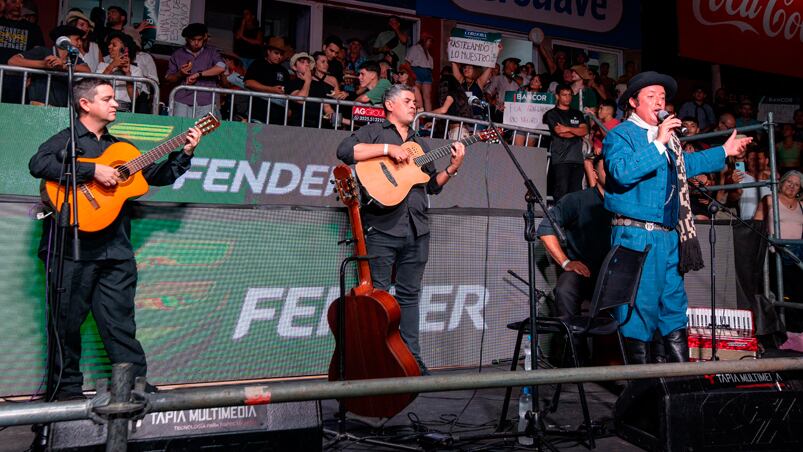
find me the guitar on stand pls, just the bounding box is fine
[327,164,420,419]
[41,113,220,232]
[355,128,499,207]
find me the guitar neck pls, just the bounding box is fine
[346,204,373,287]
[413,135,481,167]
[122,132,189,175]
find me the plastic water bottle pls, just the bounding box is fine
[523,334,532,371]
[518,387,534,445]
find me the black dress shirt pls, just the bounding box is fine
[536,187,612,273]
[337,120,442,237]
[29,119,193,260]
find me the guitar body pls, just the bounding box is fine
[327,287,421,418]
[42,141,149,232]
[355,142,430,207]
[40,113,221,233]
[354,129,499,207]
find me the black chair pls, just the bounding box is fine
[498,244,652,449]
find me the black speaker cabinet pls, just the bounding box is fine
[615,370,803,451]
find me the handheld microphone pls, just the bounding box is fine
[657,109,688,136]
[467,95,489,109]
[55,36,80,54]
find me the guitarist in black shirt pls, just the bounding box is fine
[337,85,464,374]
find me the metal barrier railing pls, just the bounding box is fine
[412,111,551,146]
[2,358,802,427]
[0,64,160,114]
[167,85,374,131]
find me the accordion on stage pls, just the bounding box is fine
[686,307,758,361]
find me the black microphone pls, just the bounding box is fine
[467,95,489,109]
[55,36,80,54]
[657,109,688,136]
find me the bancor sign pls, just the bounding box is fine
[450,0,624,32]
[678,0,803,78]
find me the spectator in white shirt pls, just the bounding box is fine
[96,32,142,112]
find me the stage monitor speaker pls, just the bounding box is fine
[47,400,322,451]
[615,370,803,452]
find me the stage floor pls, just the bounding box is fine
[0,365,646,451]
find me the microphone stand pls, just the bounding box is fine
[46,47,82,400]
[484,102,566,451]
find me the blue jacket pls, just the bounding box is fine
[602,121,725,223]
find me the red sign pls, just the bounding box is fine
[351,106,386,123]
[678,0,803,78]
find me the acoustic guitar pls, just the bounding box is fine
[327,164,421,418]
[41,113,220,232]
[354,128,500,207]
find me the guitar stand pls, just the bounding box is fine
[322,253,422,452]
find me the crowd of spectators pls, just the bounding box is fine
[0,5,800,204]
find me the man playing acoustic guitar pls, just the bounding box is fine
[337,84,465,374]
[29,78,202,400]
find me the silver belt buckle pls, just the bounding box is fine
[645,222,655,231]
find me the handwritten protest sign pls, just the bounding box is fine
[156,0,192,45]
[448,28,502,68]
[502,91,555,130]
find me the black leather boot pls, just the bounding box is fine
[663,328,689,363]
[624,338,648,365]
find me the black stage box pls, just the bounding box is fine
[47,401,321,451]
[615,370,803,452]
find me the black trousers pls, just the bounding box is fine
[554,270,595,320]
[365,229,430,369]
[549,163,584,203]
[50,258,146,396]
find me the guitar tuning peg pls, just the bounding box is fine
[329,179,335,184]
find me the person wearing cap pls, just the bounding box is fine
[343,38,366,94]
[285,51,334,128]
[243,35,290,123]
[485,56,521,122]
[451,62,493,119]
[65,9,100,71]
[166,23,225,118]
[8,24,90,107]
[602,71,752,364]
[404,32,433,112]
[568,64,605,111]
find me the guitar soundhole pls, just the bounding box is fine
[116,165,130,181]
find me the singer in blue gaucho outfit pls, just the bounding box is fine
[602,71,752,364]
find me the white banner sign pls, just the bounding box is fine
[447,28,502,68]
[502,91,555,130]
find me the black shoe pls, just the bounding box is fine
[144,383,159,393]
[662,329,689,363]
[624,338,649,365]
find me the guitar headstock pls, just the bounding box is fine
[333,164,360,208]
[194,113,221,136]
[477,127,502,144]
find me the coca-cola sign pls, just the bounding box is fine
[678,0,803,78]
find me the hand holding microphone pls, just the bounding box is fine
[656,110,684,144]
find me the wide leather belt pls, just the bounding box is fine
[612,215,673,232]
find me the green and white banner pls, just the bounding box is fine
[502,91,555,130]
[447,28,502,68]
